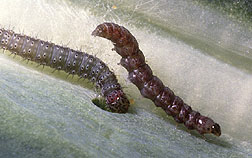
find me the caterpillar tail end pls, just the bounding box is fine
[91,24,104,37]
[106,89,130,113]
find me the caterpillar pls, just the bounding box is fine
[0,28,130,113]
[92,22,221,136]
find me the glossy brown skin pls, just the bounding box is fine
[92,22,221,136]
[0,28,130,113]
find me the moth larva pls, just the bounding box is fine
[0,28,130,113]
[92,22,221,136]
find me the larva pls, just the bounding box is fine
[92,22,221,136]
[0,28,130,113]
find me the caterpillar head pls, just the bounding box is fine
[106,89,130,113]
[210,123,221,136]
[197,116,221,136]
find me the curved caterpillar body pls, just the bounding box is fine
[0,28,129,113]
[92,22,221,136]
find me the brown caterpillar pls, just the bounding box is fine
[0,28,130,113]
[92,22,221,136]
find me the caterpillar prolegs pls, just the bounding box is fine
[0,28,130,113]
[92,22,221,136]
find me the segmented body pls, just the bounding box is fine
[0,28,129,113]
[92,22,221,136]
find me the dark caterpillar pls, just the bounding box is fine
[0,28,130,113]
[92,22,221,136]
